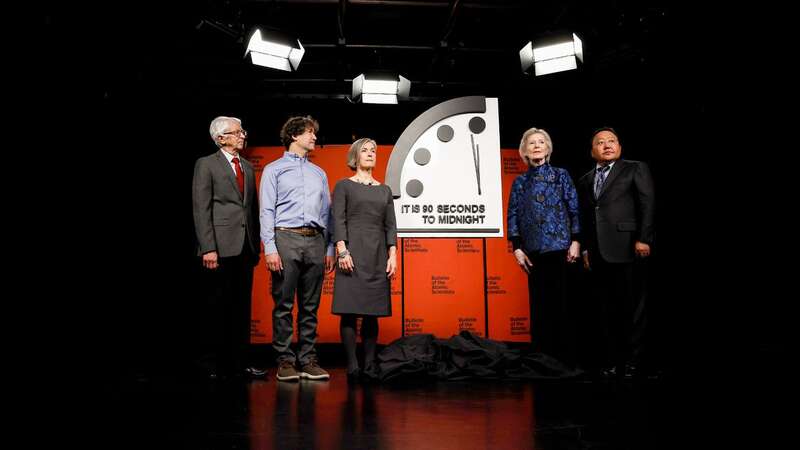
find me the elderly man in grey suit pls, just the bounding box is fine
[192,116,265,380]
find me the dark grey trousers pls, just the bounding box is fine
[271,230,325,365]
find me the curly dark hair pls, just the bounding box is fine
[280,116,319,149]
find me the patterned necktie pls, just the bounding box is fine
[232,156,244,195]
[594,165,610,198]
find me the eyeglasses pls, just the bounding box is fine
[223,129,248,137]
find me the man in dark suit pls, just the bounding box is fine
[192,116,265,380]
[577,127,655,378]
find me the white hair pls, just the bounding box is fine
[209,116,242,147]
[518,127,554,166]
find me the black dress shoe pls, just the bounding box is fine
[361,363,380,383]
[346,369,361,383]
[600,366,619,379]
[623,362,640,379]
[244,367,268,379]
[645,368,664,380]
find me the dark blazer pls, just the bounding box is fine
[192,150,260,258]
[577,159,655,263]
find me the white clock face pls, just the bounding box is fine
[387,97,504,238]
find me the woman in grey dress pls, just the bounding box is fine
[332,138,398,380]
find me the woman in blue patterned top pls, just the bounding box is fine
[507,127,580,364]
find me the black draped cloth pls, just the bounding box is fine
[372,331,583,381]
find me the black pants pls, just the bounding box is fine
[203,243,256,374]
[590,256,647,367]
[527,249,576,364]
[270,231,325,365]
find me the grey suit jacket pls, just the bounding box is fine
[577,159,655,264]
[192,150,260,258]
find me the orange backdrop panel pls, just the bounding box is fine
[402,238,486,338]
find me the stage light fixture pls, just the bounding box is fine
[245,28,305,72]
[520,33,583,76]
[352,73,410,104]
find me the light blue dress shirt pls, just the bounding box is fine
[260,151,333,256]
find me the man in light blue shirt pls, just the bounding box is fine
[260,116,335,382]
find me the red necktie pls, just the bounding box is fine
[232,157,244,196]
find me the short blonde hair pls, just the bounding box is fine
[518,127,553,166]
[347,138,377,170]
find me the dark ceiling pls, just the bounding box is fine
[93,0,708,130]
[182,0,672,101]
[99,0,679,102]
[85,0,719,153]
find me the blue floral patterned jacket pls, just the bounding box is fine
[507,163,580,254]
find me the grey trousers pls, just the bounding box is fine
[271,230,325,365]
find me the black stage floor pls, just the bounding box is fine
[95,367,714,450]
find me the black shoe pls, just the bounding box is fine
[645,368,664,380]
[346,368,361,384]
[244,367,268,379]
[634,364,663,380]
[194,361,222,381]
[600,366,618,379]
[361,363,380,383]
[623,362,640,379]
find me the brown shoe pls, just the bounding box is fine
[300,359,330,380]
[275,360,300,382]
